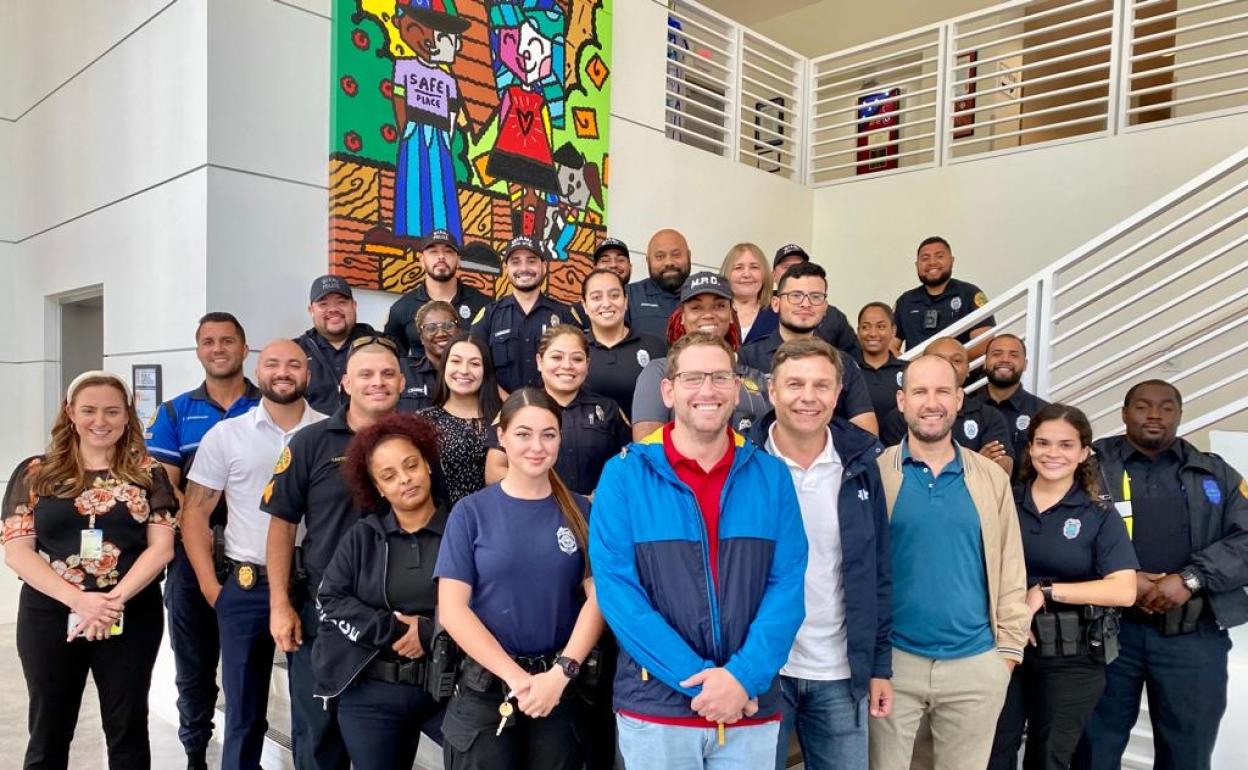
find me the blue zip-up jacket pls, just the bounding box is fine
[589,428,808,719]
[750,413,893,702]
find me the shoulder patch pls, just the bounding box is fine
[262,479,275,505]
[742,378,760,394]
[1240,478,1248,500]
[273,447,292,475]
[569,306,583,325]
[974,291,988,308]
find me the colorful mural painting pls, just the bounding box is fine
[328,0,612,305]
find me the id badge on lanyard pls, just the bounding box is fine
[81,528,104,560]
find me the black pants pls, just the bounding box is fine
[989,648,1105,770]
[165,543,220,754]
[584,633,620,770]
[442,688,584,770]
[338,677,444,770]
[289,599,349,770]
[17,584,164,770]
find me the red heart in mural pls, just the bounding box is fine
[517,109,535,136]
[340,76,358,97]
[380,79,393,99]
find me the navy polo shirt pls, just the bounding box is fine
[585,330,667,417]
[434,484,590,656]
[891,443,995,659]
[626,278,680,340]
[398,355,439,413]
[737,331,876,422]
[296,323,382,415]
[1015,483,1138,586]
[471,293,580,393]
[145,380,262,526]
[970,387,1049,470]
[1123,444,1191,573]
[856,354,908,424]
[894,278,996,349]
[384,281,491,357]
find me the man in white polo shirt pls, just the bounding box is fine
[180,339,326,770]
[756,337,894,770]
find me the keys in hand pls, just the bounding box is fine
[496,700,514,736]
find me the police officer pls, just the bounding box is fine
[384,229,491,357]
[592,236,633,283]
[969,334,1049,473]
[627,228,692,339]
[770,243,862,357]
[879,337,1014,476]
[581,268,666,417]
[738,261,879,435]
[631,271,771,439]
[263,338,405,770]
[145,311,261,770]
[485,324,631,496]
[179,339,326,770]
[471,236,580,393]
[893,236,995,352]
[987,404,1137,770]
[855,302,908,425]
[298,275,384,414]
[1074,380,1248,770]
[399,300,458,412]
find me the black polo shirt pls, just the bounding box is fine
[296,323,381,416]
[880,399,1012,453]
[737,331,875,422]
[261,406,379,588]
[397,355,439,413]
[626,277,680,339]
[815,305,863,359]
[1123,444,1191,573]
[383,507,447,631]
[894,277,996,349]
[856,354,908,424]
[586,330,667,417]
[487,389,631,495]
[1015,483,1139,585]
[384,281,491,357]
[471,293,580,393]
[970,386,1049,468]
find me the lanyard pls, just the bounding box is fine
[1117,470,1134,539]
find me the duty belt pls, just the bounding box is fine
[1123,595,1207,637]
[365,657,430,686]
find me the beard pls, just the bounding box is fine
[261,381,307,405]
[779,317,819,335]
[905,411,956,443]
[987,366,1022,388]
[510,272,543,292]
[919,268,953,288]
[654,265,690,293]
[426,264,455,282]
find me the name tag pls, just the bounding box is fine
[80,529,104,560]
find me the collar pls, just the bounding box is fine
[641,277,679,299]
[1020,481,1093,517]
[498,292,560,315]
[382,506,449,537]
[414,280,466,304]
[1125,439,1184,465]
[189,378,261,408]
[406,355,437,374]
[251,400,323,431]
[900,437,964,474]
[981,385,1032,410]
[765,424,840,472]
[662,422,736,475]
[589,328,640,349]
[856,352,904,371]
[326,405,354,433]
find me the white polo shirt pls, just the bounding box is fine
[188,401,326,564]
[767,423,851,681]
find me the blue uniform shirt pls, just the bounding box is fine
[434,484,589,656]
[1015,482,1138,585]
[626,277,680,340]
[890,442,995,659]
[471,294,580,393]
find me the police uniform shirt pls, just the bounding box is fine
[585,330,667,417]
[1016,483,1139,586]
[737,331,875,423]
[471,294,580,393]
[383,507,447,626]
[145,379,262,527]
[187,402,327,564]
[856,354,908,425]
[1122,444,1191,574]
[398,355,439,413]
[626,277,680,340]
[631,356,771,435]
[384,282,491,357]
[296,322,381,415]
[894,277,996,349]
[880,399,1013,453]
[487,389,631,496]
[261,406,380,586]
[970,387,1049,468]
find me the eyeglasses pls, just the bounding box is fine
[778,291,828,306]
[669,370,738,389]
[348,335,399,355]
[420,321,459,335]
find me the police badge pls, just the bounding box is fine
[950,297,963,312]
[237,564,257,590]
[963,419,979,440]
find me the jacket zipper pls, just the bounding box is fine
[315,536,393,705]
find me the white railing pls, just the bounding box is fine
[899,144,1248,442]
[666,0,1248,186]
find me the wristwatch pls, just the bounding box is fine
[1038,579,1054,603]
[1179,568,1203,593]
[555,655,581,681]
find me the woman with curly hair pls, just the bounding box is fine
[312,411,451,769]
[2,371,177,769]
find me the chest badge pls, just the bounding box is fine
[963,419,979,440]
[950,296,963,311]
[594,404,606,424]
[1062,518,1082,540]
[556,526,579,555]
[1202,479,1222,505]
[896,370,904,387]
[637,349,650,367]
[550,313,561,328]
[459,304,471,319]
[237,564,257,590]
[1016,414,1031,431]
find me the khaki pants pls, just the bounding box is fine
[870,648,1012,770]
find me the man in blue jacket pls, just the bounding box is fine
[752,338,892,770]
[590,331,808,769]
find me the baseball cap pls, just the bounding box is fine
[592,237,630,263]
[773,243,811,267]
[422,229,460,251]
[679,271,734,303]
[502,236,546,261]
[309,274,354,303]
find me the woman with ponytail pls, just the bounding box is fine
[435,387,603,769]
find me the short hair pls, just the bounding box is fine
[415,300,457,330]
[196,312,246,343]
[857,301,895,326]
[987,332,1027,356]
[900,353,959,389]
[1123,379,1182,410]
[580,268,626,299]
[776,260,827,293]
[719,243,772,305]
[771,338,843,382]
[342,412,448,511]
[666,332,736,378]
[916,236,951,255]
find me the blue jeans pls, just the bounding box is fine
[337,677,443,770]
[288,600,349,770]
[1073,617,1230,770]
[617,713,781,770]
[216,577,275,770]
[164,544,220,754]
[774,677,867,770]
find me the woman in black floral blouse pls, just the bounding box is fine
[2,370,177,770]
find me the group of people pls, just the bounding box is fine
[3,226,1245,770]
